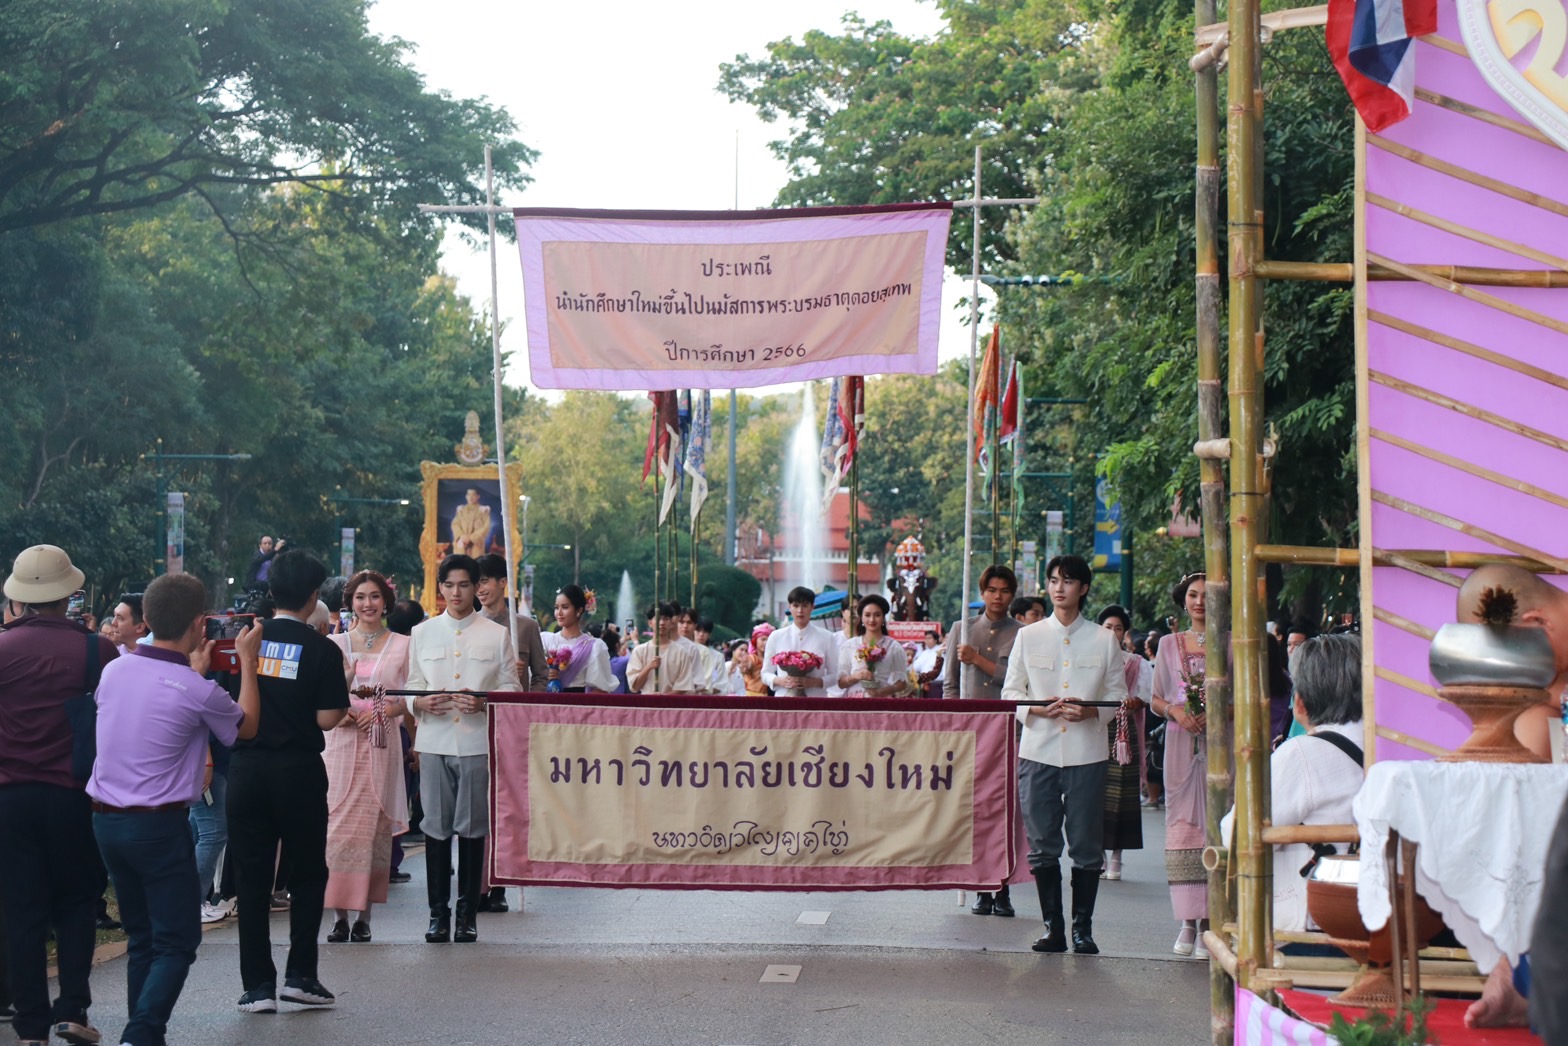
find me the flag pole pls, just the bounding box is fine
[1011,364,1025,569]
[848,442,860,611]
[989,356,1001,567]
[484,144,520,668]
[690,504,700,610]
[652,440,662,692]
[960,145,982,697]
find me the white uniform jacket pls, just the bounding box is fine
[1004,613,1126,767]
[406,611,520,757]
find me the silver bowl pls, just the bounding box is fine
[1428,622,1556,688]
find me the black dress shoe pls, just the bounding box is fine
[326,919,350,943]
[1072,927,1100,954]
[349,920,372,943]
[425,909,451,944]
[388,871,412,884]
[992,894,1016,918]
[484,888,509,913]
[96,914,122,931]
[969,892,994,915]
[1031,924,1067,953]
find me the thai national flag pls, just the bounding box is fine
[1326,0,1438,132]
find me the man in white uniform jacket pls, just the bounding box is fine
[760,586,839,698]
[1003,554,1125,956]
[406,554,520,945]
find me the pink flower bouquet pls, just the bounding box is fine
[772,650,824,677]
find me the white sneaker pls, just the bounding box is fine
[200,902,228,924]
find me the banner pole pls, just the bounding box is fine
[690,504,701,610]
[989,356,1001,567]
[1011,364,1024,569]
[848,443,860,613]
[653,442,662,693]
[960,145,982,697]
[484,145,520,666]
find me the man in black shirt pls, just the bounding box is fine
[227,550,349,1014]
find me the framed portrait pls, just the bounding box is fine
[419,461,525,616]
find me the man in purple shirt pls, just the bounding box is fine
[89,573,261,1046]
[0,545,119,1046]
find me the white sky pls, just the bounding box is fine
[365,0,992,392]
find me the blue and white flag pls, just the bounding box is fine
[1327,0,1436,132]
[683,390,712,528]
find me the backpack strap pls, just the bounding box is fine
[1311,728,1364,767]
[84,631,100,691]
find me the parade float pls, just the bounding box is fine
[1191,0,1568,1040]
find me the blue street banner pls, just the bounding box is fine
[1092,478,1122,571]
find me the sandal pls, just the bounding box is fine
[1173,924,1196,957]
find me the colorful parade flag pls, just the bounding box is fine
[998,361,1019,445]
[684,390,712,528]
[1326,0,1436,132]
[820,377,865,514]
[973,327,1000,464]
[820,378,846,511]
[642,391,678,482]
[1006,364,1026,534]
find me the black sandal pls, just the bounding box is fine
[350,920,372,943]
[326,918,350,943]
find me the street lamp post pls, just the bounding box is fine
[151,439,253,577]
[328,495,412,577]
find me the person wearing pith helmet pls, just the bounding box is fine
[0,545,120,1046]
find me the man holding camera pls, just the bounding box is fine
[89,574,262,1046]
[0,545,120,1046]
[226,550,349,1014]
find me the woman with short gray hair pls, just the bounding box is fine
[1222,632,1365,934]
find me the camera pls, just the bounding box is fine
[204,613,256,672]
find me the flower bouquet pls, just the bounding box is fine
[545,647,574,693]
[582,588,598,617]
[1179,655,1206,752]
[772,650,823,678]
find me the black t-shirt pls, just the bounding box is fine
[233,617,349,753]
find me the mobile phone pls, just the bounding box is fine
[66,589,86,622]
[204,613,256,641]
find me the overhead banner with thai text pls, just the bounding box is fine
[513,204,952,391]
[489,695,1015,890]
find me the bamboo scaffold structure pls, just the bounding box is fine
[1193,0,1236,1036]
[1223,0,1272,1025]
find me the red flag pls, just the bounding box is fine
[838,376,864,471]
[642,391,677,482]
[973,327,1000,461]
[998,361,1019,443]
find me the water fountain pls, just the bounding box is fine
[780,384,828,592]
[615,570,637,634]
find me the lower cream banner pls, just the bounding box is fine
[488,698,1017,890]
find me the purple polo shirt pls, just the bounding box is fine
[86,646,243,808]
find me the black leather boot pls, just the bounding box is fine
[454,836,485,943]
[1070,866,1101,954]
[1030,865,1066,952]
[424,836,452,943]
[992,884,1015,918]
[969,891,994,915]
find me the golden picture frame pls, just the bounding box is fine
[418,460,525,616]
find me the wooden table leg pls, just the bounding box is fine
[1401,837,1421,1001]
[1387,831,1406,1010]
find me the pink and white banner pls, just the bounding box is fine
[488,694,1016,890]
[1236,987,1336,1046]
[513,204,952,391]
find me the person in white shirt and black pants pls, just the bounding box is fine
[1003,555,1126,955]
[406,554,520,944]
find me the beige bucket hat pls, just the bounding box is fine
[4,544,86,604]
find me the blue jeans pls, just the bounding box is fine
[188,773,227,903]
[94,809,203,1046]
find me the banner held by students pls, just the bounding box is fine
[489,695,1017,890]
[515,203,952,390]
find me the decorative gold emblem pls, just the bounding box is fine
[455,410,488,466]
[1461,0,1568,149]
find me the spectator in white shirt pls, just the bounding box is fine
[759,587,839,698]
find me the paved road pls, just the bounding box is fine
[15,807,1213,1045]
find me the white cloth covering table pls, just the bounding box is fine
[1353,759,1568,972]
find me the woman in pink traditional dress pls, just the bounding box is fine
[836,594,909,698]
[323,570,410,943]
[1149,572,1212,958]
[541,584,614,692]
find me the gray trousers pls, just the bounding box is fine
[1018,758,1107,873]
[418,753,490,839]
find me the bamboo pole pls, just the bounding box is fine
[1252,543,1564,573]
[1196,0,1234,1035]
[1370,371,1568,455]
[1260,824,1358,845]
[1414,86,1555,145]
[1254,259,1568,286]
[849,446,860,608]
[691,504,701,610]
[1372,490,1568,573]
[1225,0,1269,1009]
[1369,313,1568,395]
[1369,135,1568,220]
[1366,195,1568,273]
[1369,252,1568,336]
